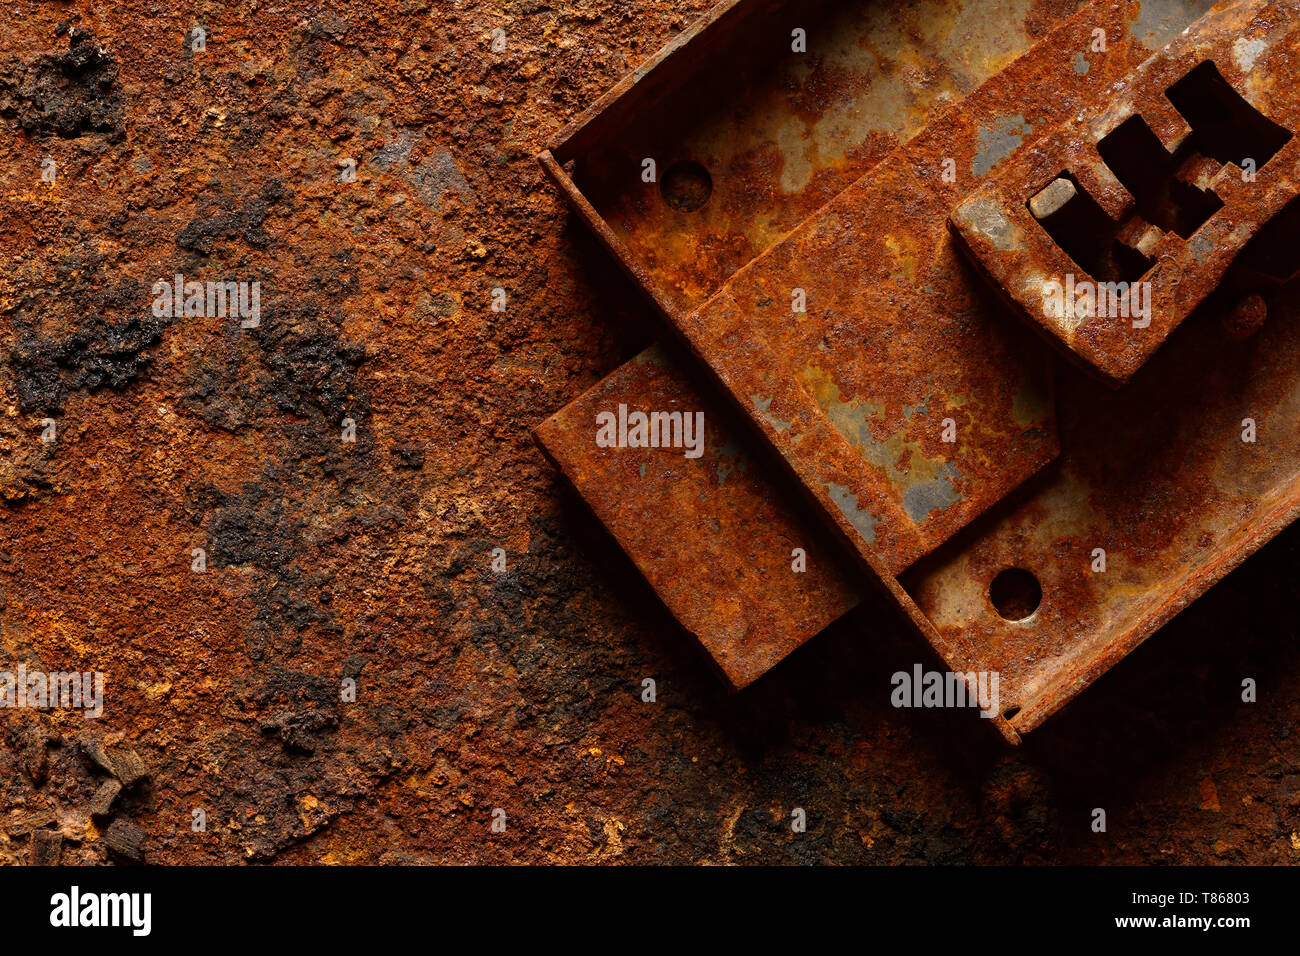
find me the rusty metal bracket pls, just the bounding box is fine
[951,0,1300,385]
[536,0,1106,686]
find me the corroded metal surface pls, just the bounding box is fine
[906,279,1300,732]
[1,0,1297,870]
[951,0,1300,384]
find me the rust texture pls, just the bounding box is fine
[0,0,1298,868]
[951,0,1300,384]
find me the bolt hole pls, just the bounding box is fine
[660,160,712,212]
[1002,706,1021,720]
[989,567,1041,621]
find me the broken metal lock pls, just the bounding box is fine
[537,0,1300,743]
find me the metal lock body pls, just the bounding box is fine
[537,0,1300,740]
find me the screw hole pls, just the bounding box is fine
[1002,706,1021,720]
[660,160,712,212]
[989,567,1041,621]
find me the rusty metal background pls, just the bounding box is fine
[2,0,1298,868]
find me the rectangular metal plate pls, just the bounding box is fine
[663,3,1168,559]
[536,345,862,689]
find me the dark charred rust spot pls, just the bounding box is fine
[0,29,124,141]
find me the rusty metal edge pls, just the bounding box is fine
[538,149,683,319]
[1011,487,1300,734]
[542,0,751,159]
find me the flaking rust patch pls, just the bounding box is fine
[751,393,792,431]
[824,481,880,543]
[955,195,1024,252]
[1232,36,1268,72]
[971,113,1032,177]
